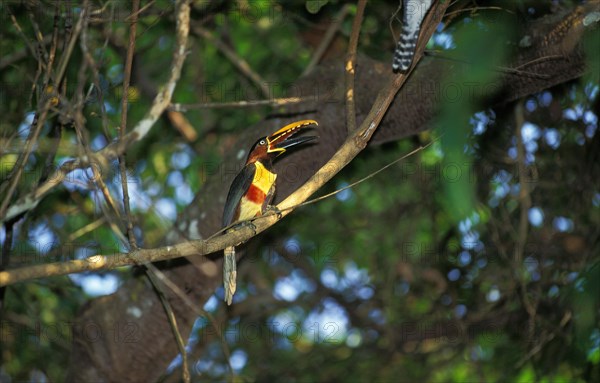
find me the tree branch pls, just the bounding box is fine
[345,0,366,133]
[0,0,448,287]
[1,0,191,224]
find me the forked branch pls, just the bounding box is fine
[0,1,450,287]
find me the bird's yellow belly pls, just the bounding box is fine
[238,162,276,221]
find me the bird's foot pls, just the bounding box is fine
[229,220,257,236]
[243,220,258,235]
[266,205,283,219]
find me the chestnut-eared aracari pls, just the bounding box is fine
[222,120,318,305]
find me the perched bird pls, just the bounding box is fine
[222,120,318,305]
[392,0,434,73]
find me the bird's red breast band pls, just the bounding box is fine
[245,183,266,204]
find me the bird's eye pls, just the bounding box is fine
[259,139,266,145]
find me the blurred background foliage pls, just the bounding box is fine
[0,0,599,382]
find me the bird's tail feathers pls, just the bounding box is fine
[392,29,420,73]
[224,246,237,305]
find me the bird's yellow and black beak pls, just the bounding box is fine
[266,120,318,156]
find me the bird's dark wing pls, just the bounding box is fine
[222,163,256,227]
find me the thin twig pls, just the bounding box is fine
[0,35,52,70]
[43,2,60,85]
[72,32,123,222]
[425,52,551,80]
[513,55,565,71]
[167,111,198,142]
[345,0,367,133]
[0,100,53,221]
[444,6,512,18]
[302,4,351,77]
[118,0,141,250]
[192,25,271,98]
[54,0,88,90]
[7,7,40,69]
[0,219,16,310]
[169,96,317,111]
[514,103,531,265]
[293,141,436,210]
[514,102,537,329]
[0,0,89,221]
[388,2,402,42]
[145,262,232,378]
[26,2,49,66]
[68,217,107,241]
[125,0,156,21]
[36,3,62,185]
[63,0,73,57]
[515,311,571,368]
[146,270,191,383]
[80,12,110,137]
[2,0,191,224]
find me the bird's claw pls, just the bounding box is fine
[231,220,257,236]
[245,220,257,235]
[266,205,283,219]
